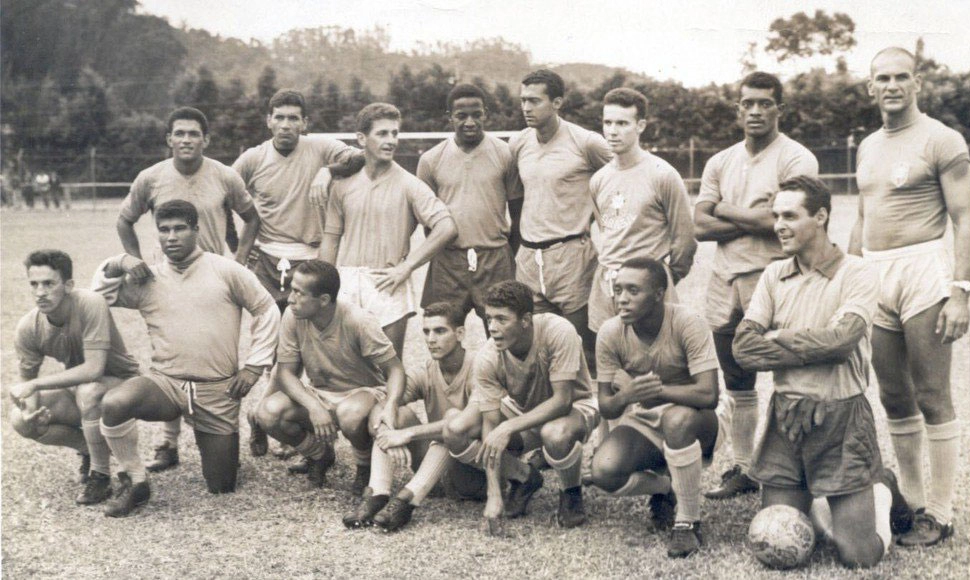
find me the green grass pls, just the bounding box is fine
[2,198,968,579]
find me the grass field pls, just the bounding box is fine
[1,198,967,579]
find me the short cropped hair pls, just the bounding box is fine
[521,69,565,100]
[871,47,917,75]
[739,71,784,104]
[268,89,307,116]
[778,175,832,230]
[155,199,199,228]
[423,301,466,329]
[603,88,648,120]
[24,249,72,281]
[356,102,401,135]
[447,83,487,110]
[484,280,534,318]
[167,107,209,135]
[621,257,668,293]
[294,260,340,301]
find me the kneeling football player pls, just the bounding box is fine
[443,281,600,534]
[590,257,723,558]
[344,301,487,531]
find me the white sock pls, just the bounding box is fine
[100,419,146,483]
[729,391,758,471]
[665,440,703,522]
[810,498,834,543]
[925,420,961,523]
[609,470,671,497]
[404,443,452,505]
[369,445,394,496]
[544,442,583,490]
[82,418,111,476]
[155,418,181,447]
[873,482,893,556]
[294,433,325,460]
[886,415,926,509]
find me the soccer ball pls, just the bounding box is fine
[747,504,816,569]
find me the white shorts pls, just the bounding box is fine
[299,381,387,409]
[863,239,952,332]
[499,395,600,445]
[615,396,730,466]
[337,266,416,327]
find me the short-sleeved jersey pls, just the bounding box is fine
[590,153,696,279]
[471,313,593,413]
[509,119,612,242]
[92,251,279,381]
[857,114,970,251]
[276,301,395,392]
[744,246,878,401]
[697,134,818,277]
[233,135,354,246]
[15,289,140,380]
[120,158,254,256]
[416,134,520,249]
[324,162,451,268]
[596,303,718,386]
[402,354,474,423]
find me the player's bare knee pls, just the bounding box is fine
[660,405,700,447]
[913,389,955,424]
[539,419,580,456]
[98,388,131,425]
[75,382,106,416]
[256,393,289,430]
[833,536,882,569]
[335,398,372,433]
[443,417,472,452]
[590,456,624,492]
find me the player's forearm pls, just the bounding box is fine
[951,214,970,284]
[771,314,868,364]
[597,381,629,420]
[508,197,524,254]
[26,359,106,392]
[693,209,745,242]
[245,300,281,369]
[732,320,805,371]
[278,366,324,412]
[658,370,718,410]
[402,420,447,443]
[382,360,407,409]
[668,239,696,283]
[320,234,340,264]
[847,220,864,256]
[502,390,572,434]
[116,217,143,259]
[403,217,458,272]
[234,211,260,264]
[713,203,776,234]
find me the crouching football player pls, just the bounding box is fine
[733,177,912,567]
[344,301,487,531]
[590,257,724,558]
[443,281,599,534]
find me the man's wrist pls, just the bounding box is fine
[950,280,970,300]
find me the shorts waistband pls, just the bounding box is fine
[862,238,945,261]
[521,232,585,250]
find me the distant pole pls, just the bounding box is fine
[845,133,854,195]
[90,147,97,209]
[688,137,695,193]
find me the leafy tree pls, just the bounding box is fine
[765,10,856,62]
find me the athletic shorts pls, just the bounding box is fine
[337,266,416,327]
[148,372,239,436]
[250,248,312,307]
[615,401,726,467]
[298,381,387,410]
[588,262,679,332]
[421,245,516,314]
[705,269,763,333]
[749,393,883,498]
[863,239,952,332]
[499,395,600,446]
[515,236,597,315]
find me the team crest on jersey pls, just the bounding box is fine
[891,162,909,188]
[604,191,634,230]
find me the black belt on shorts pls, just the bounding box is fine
[520,232,585,250]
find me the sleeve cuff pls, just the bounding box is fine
[687,359,720,377]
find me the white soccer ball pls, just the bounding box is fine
[747,504,816,570]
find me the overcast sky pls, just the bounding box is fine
[138,0,970,87]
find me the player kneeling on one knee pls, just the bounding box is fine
[442,281,600,535]
[9,249,141,506]
[254,260,408,495]
[589,257,722,559]
[344,302,487,531]
[732,176,913,568]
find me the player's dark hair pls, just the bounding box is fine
[621,257,668,293]
[423,301,466,329]
[294,260,340,301]
[871,47,918,74]
[484,280,534,318]
[739,71,783,105]
[24,249,73,282]
[779,175,831,231]
[268,89,307,116]
[167,106,209,135]
[521,69,565,100]
[356,102,401,135]
[155,199,199,228]
[447,83,488,110]
[603,88,648,120]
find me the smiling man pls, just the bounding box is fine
[92,200,280,517]
[694,72,819,500]
[9,250,140,506]
[588,88,696,332]
[321,102,457,359]
[848,47,970,547]
[416,84,522,331]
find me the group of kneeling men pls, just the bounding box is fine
[8,45,968,567]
